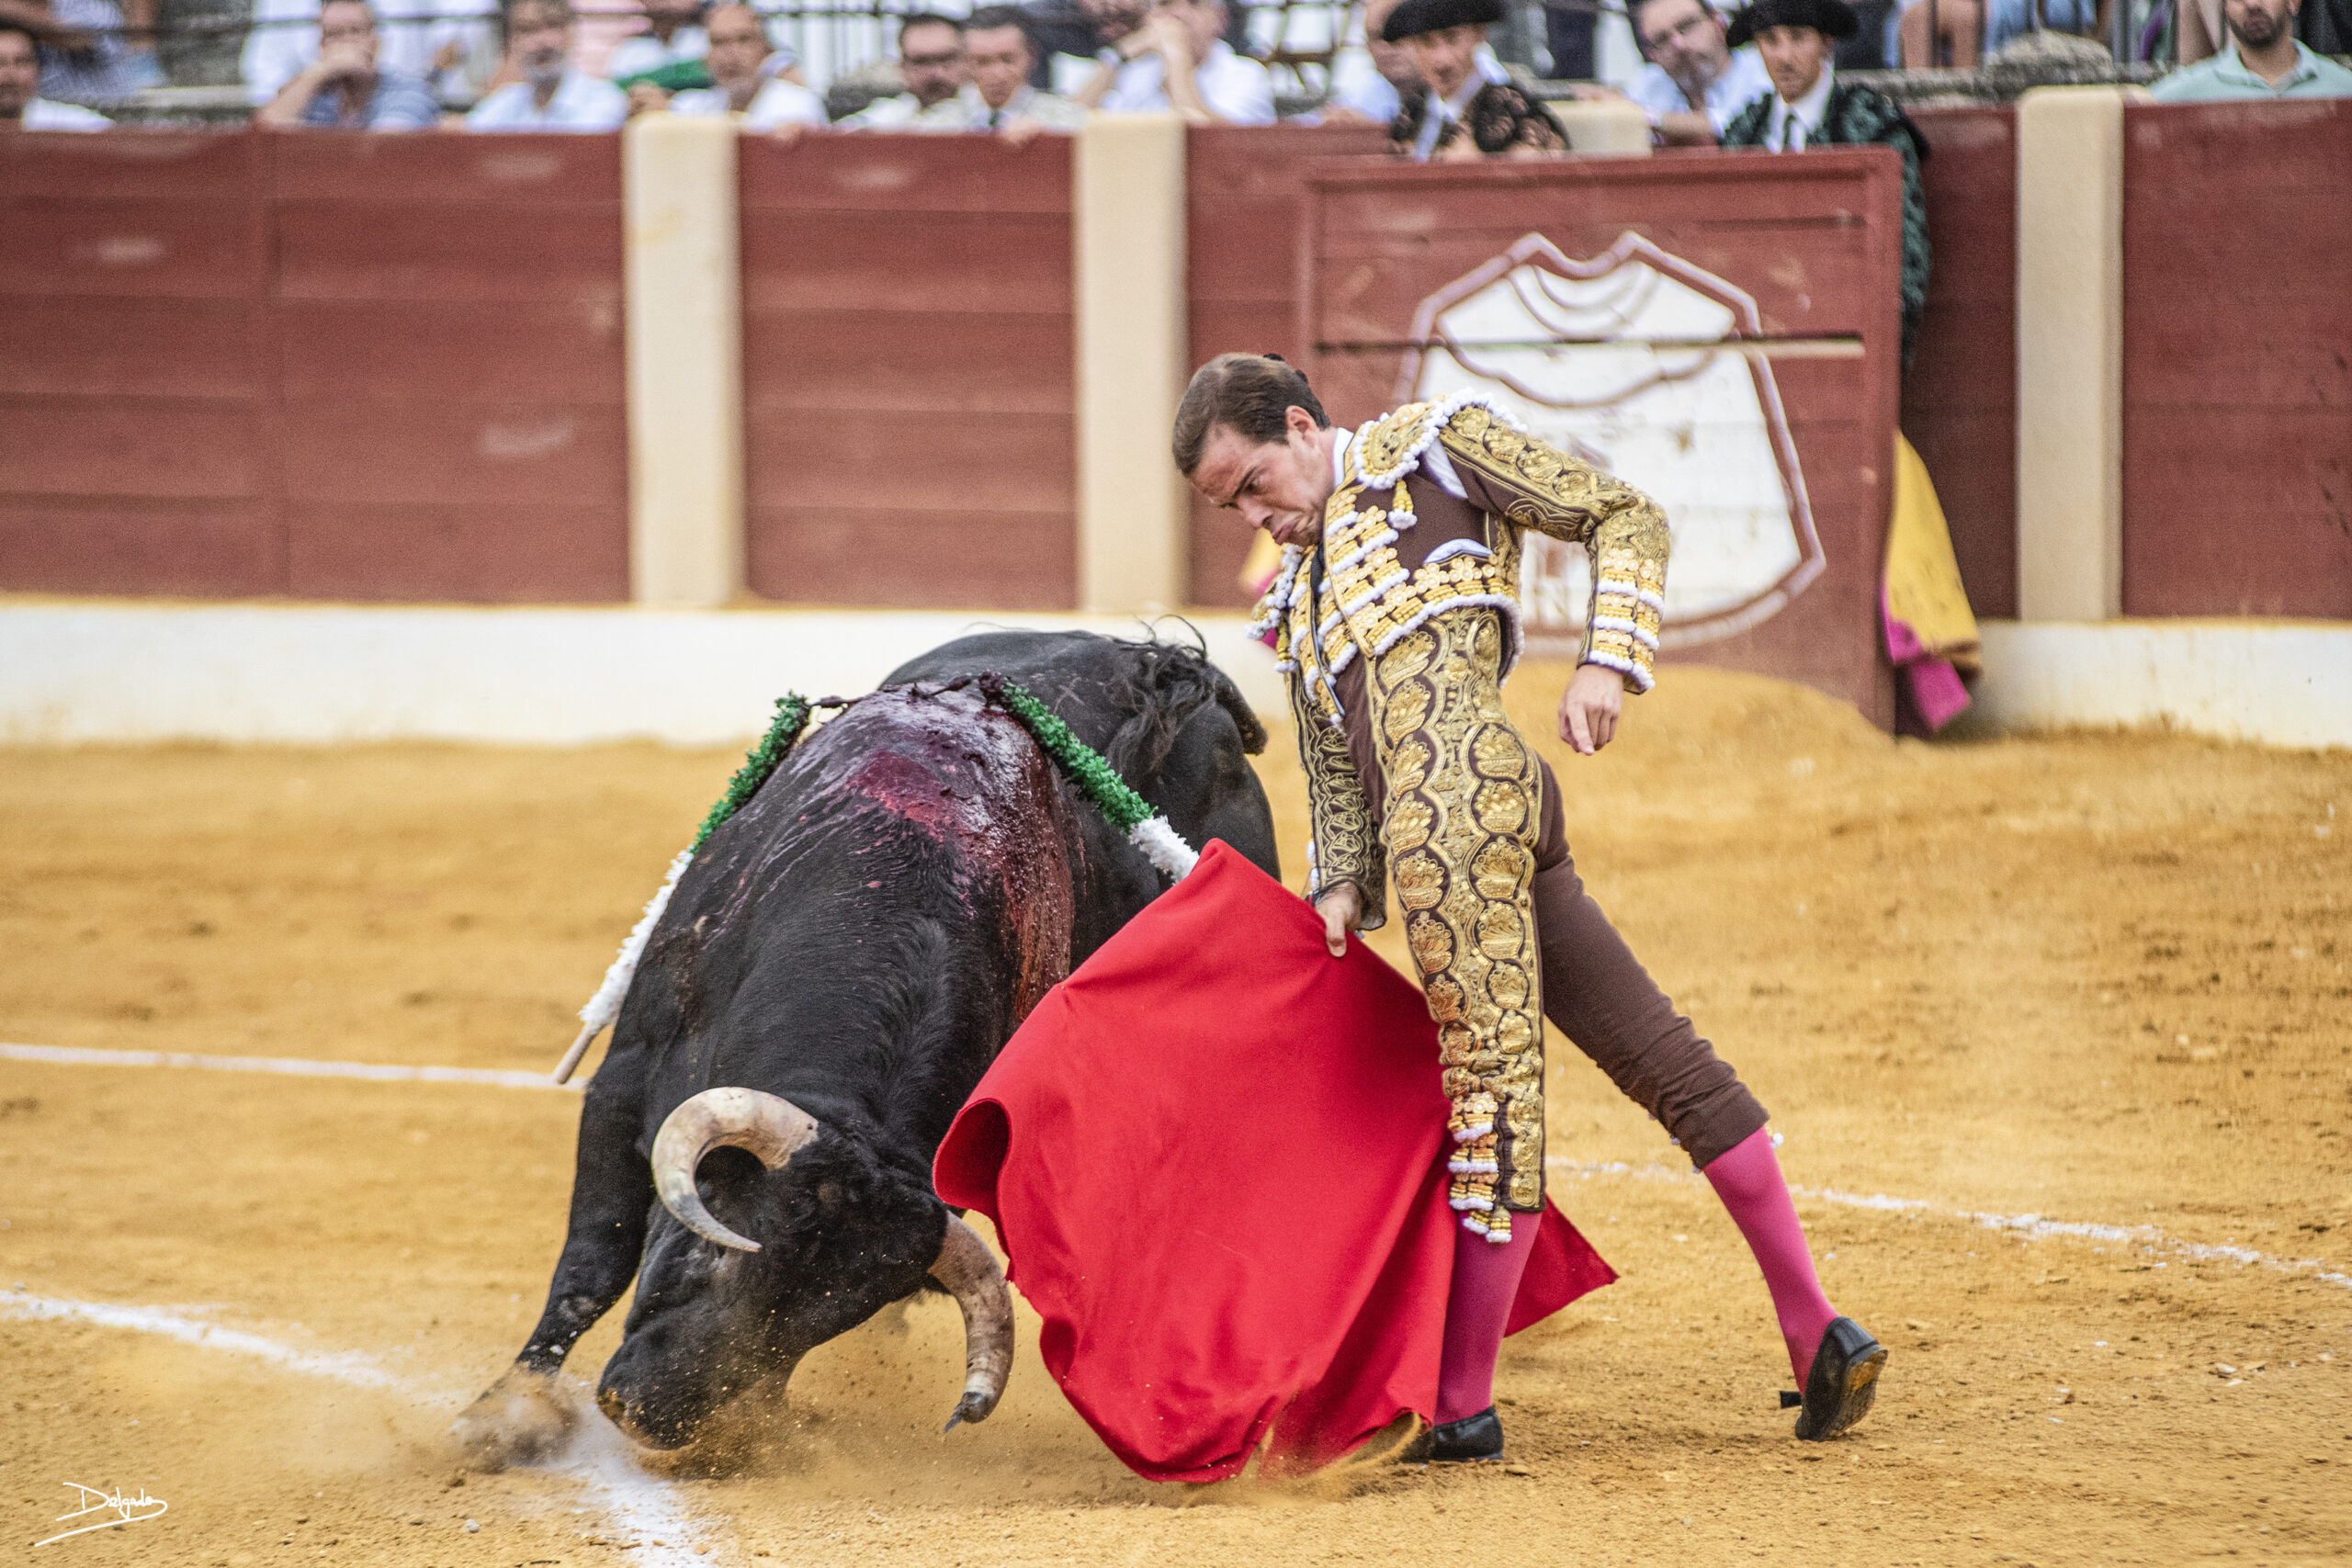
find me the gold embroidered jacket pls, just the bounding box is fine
[1251,395,1671,1240]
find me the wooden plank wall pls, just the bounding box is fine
[1903,104,2017,619]
[1303,151,1906,727]
[739,134,1077,610]
[2121,99,2352,619]
[272,134,628,601]
[1184,124,1387,609]
[0,130,629,603]
[0,133,279,596]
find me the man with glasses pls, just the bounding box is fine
[1623,0,1770,141]
[255,0,439,128]
[0,19,108,125]
[839,11,968,128]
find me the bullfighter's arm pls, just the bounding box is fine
[1437,404,1671,694]
[1286,671,1387,931]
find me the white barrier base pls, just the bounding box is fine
[1968,618,2351,750]
[0,601,1286,746]
[4,603,2343,751]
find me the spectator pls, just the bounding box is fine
[255,0,439,128]
[243,0,495,107]
[2155,0,2352,92]
[466,0,626,130]
[0,0,141,104]
[839,13,967,128]
[1323,0,1421,124]
[917,6,1089,130]
[1381,0,1518,159]
[1719,0,1929,362]
[1892,0,2093,66]
[0,17,107,123]
[606,0,707,82]
[660,1,824,126]
[1074,0,1272,123]
[1623,0,1770,141]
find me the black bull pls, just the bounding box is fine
[453,631,1279,1464]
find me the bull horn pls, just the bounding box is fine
[932,1213,1014,1431]
[650,1087,820,1253]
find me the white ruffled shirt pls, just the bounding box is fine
[1097,38,1274,125]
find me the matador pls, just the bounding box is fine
[1176,353,1889,1462]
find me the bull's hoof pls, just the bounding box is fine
[450,1366,578,1471]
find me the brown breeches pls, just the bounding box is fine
[1531,849,1770,1171]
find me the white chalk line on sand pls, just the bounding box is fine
[7,1037,2344,1295]
[0,1041,575,1091]
[1547,1156,2352,1293]
[0,1290,708,1564]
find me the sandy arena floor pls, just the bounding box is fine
[3,661,2348,1567]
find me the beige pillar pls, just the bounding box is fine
[1073,112,1189,614]
[1552,98,1654,156]
[2015,85,2124,623]
[623,112,744,607]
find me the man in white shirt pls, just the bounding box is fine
[661,1,825,127]
[916,6,1090,133]
[605,0,706,82]
[839,13,969,129]
[1077,0,1274,124]
[466,0,627,130]
[241,0,495,106]
[0,20,107,126]
[1623,0,1770,141]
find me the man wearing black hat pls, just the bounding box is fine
[1718,0,1930,362]
[1384,0,1566,159]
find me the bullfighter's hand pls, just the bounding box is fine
[1559,661,1626,756]
[1314,883,1363,958]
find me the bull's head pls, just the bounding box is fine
[594,1087,1012,1449]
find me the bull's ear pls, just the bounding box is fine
[1209,666,1269,755]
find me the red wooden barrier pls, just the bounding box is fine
[272,133,628,603]
[2121,99,2352,619]
[1302,149,1905,727]
[1184,124,1387,607]
[1903,104,2017,619]
[0,129,629,604]
[0,132,278,596]
[739,133,1077,610]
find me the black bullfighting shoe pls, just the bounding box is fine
[1790,1316,1888,1441]
[1400,1405,1506,1464]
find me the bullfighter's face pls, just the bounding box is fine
[595,1135,945,1449]
[1188,406,1339,548]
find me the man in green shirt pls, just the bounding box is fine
[2153,0,2352,98]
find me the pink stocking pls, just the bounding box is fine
[1702,1126,1839,1383]
[1435,1217,1539,1423]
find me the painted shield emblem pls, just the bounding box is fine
[1401,231,1824,647]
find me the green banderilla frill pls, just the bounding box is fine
[553,677,1196,1084]
[693,694,812,852]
